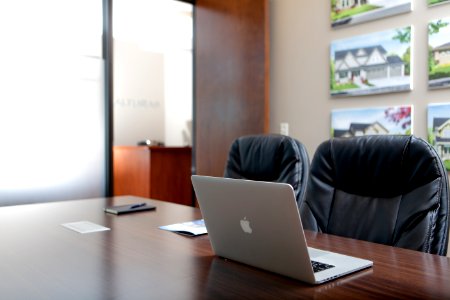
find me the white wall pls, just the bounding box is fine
[270,0,450,156]
[164,49,193,146]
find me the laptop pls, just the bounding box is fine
[191,175,373,284]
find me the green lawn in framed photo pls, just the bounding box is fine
[330,27,412,97]
[331,0,411,28]
[428,0,450,7]
[428,17,450,89]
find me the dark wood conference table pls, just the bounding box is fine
[0,196,449,299]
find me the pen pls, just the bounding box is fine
[130,203,147,209]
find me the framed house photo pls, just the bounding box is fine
[331,105,413,138]
[428,103,450,170]
[428,0,450,7]
[330,27,412,97]
[428,17,450,89]
[331,0,412,29]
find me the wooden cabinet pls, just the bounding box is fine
[113,146,193,206]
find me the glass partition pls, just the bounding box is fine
[0,0,105,204]
[113,0,193,146]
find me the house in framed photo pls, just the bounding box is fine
[331,105,413,138]
[428,103,450,170]
[330,27,412,97]
[334,45,405,85]
[432,42,450,65]
[432,118,450,162]
[331,0,411,28]
[334,121,388,137]
[335,0,367,10]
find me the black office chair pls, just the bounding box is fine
[300,135,449,256]
[224,134,310,205]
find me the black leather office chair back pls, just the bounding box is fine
[300,135,449,256]
[224,134,310,205]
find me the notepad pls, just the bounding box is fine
[104,203,156,215]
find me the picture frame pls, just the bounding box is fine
[331,0,412,29]
[428,103,450,170]
[330,27,412,97]
[331,105,413,137]
[428,17,450,89]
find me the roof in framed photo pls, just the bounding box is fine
[428,103,450,130]
[331,0,412,29]
[428,0,450,7]
[428,17,450,90]
[331,105,413,138]
[330,26,412,97]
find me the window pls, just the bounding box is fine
[339,71,348,78]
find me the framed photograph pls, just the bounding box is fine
[428,17,450,89]
[330,27,412,97]
[428,0,450,7]
[331,105,413,137]
[331,0,412,29]
[428,103,450,170]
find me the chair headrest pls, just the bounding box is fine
[227,135,300,181]
[313,135,444,197]
[225,134,302,182]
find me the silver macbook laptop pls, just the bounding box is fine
[191,175,373,284]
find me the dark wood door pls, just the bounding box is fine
[194,0,270,177]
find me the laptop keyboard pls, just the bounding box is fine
[311,260,335,273]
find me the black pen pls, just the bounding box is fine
[130,203,147,209]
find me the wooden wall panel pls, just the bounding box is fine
[149,147,193,205]
[113,146,150,197]
[194,0,270,177]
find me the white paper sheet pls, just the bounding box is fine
[159,219,207,236]
[62,221,110,234]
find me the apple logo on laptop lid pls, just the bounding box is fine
[240,217,252,234]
